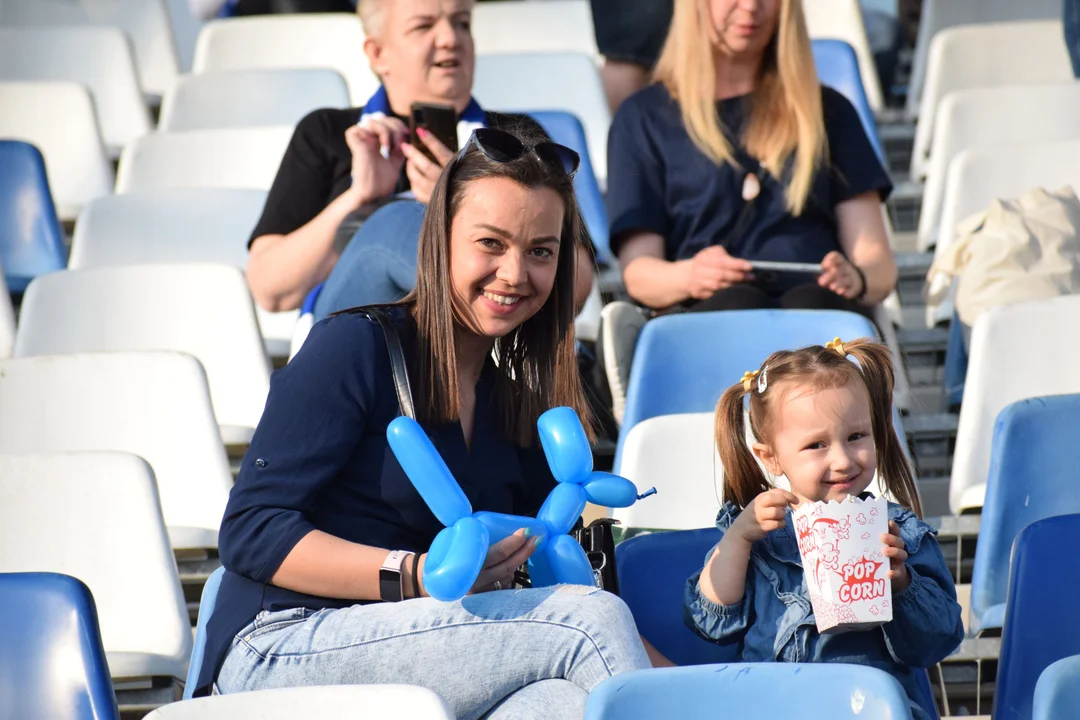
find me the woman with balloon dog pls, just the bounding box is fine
[194,124,656,718]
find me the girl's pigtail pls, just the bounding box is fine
[844,339,923,517]
[716,382,771,509]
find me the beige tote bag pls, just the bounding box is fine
[927,186,1080,326]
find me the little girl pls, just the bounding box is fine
[686,338,964,720]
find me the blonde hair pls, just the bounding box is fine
[715,339,922,517]
[652,0,826,215]
[356,0,387,38]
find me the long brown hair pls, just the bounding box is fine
[652,0,826,214]
[403,124,592,446]
[715,338,921,516]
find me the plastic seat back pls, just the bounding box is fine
[527,110,611,263]
[616,528,734,666]
[995,514,1080,720]
[191,14,378,104]
[15,264,271,442]
[0,26,152,153]
[950,296,1080,513]
[115,126,293,193]
[0,353,232,551]
[0,81,113,221]
[159,69,350,132]
[0,452,192,683]
[585,663,911,719]
[1034,655,1080,720]
[183,566,225,700]
[0,140,66,292]
[0,268,13,359]
[803,0,883,111]
[811,39,885,165]
[471,0,597,56]
[474,52,610,186]
[970,395,1080,632]
[0,572,119,720]
[148,685,454,719]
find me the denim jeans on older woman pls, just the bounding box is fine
[215,585,652,719]
[312,200,427,321]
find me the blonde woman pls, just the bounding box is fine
[607,0,896,316]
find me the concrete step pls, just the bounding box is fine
[895,251,933,308]
[888,179,923,234]
[897,327,948,387]
[903,411,959,479]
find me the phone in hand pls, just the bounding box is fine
[747,260,823,275]
[410,102,459,163]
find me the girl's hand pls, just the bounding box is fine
[733,488,799,543]
[818,251,865,299]
[401,127,455,205]
[470,529,541,594]
[882,521,911,593]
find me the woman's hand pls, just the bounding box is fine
[882,520,911,593]
[344,116,408,206]
[818,250,865,300]
[401,127,456,205]
[686,246,753,300]
[470,529,541,594]
[732,489,799,544]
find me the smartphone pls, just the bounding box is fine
[748,260,823,275]
[410,102,459,163]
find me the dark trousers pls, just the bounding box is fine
[686,282,875,324]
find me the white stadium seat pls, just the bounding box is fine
[949,295,1080,513]
[0,451,192,685]
[0,81,113,221]
[917,83,1080,252]
[15,264,271,444]
[0,26,152,155]
[803,0,884,111]
[68,189,297,359]
[159,68,350,132]
[910,21,1072,180]
[191,13,379,104]
[115,126,294,193]
[471,0,597,56]
[145,685,454,719]
[0,352,233,551]
[0,0,180,96]
[474,52,611,187]
[906,0,1060,121]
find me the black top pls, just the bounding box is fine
[606,84,891,294]
[194,307,557,695]
[250,108,546,245]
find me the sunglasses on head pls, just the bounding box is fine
[454,127,580,177]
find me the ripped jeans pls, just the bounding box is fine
[215,585,652,719]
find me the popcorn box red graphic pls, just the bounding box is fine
[793,495,892,633]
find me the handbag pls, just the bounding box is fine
[366,306,620,594]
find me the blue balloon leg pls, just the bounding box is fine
[422,516,489,602]
[537,482,587,536]
[537,407,593,484]
[547,534,596,586]
[387,416,473,527]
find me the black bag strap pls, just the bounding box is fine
[366,307,416,420]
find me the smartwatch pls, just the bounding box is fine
[379,550,412,602]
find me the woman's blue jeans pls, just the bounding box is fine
[313,200,427,321]
[215,585,651,720]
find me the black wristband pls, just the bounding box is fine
[410,552,421,599]
[853,264,868,301]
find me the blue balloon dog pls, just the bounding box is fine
[386,406,655,601]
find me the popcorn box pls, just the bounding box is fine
[793,495,892,633]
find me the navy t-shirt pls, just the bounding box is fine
[194,307,557,695]
[606,83,891,294]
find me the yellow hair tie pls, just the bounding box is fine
[825,337,847,357]
[740,370,759,393]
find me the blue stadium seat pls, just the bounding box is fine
[969,395,1080,633]
[811,39,886,167]
[0,572,119,720]
[528,110,612,265]
[994,514,1080,720]
[616,528,734,666]
[1034,655,1080,720]
[584,663,911,719]
[184,566,226,700]
[0,141,67,293]
[615,309,903,470]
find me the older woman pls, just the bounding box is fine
[607,0,896,316]
[246,0,595,320]
[195,126,653,717]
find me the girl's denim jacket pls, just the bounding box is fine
[685,500,965,720]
